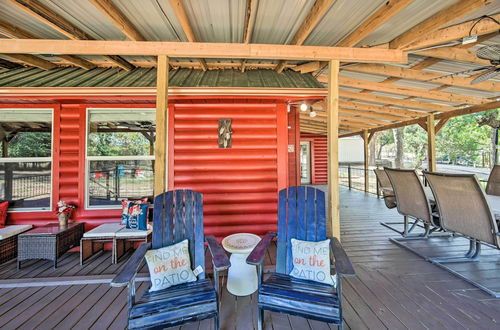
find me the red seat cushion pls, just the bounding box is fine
[0,201,8,228]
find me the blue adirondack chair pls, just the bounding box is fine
[247,186,355,330]
[111,189,230,329]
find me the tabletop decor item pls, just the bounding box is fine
[56,200,76,227]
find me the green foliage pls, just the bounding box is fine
[88,132,152,156]
[403,125,427,168]
[8,132,51,157]
[436,113,490,165]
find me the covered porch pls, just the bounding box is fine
[1,186,499,329]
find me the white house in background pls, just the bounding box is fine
[339,137,364,164]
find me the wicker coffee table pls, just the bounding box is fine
[18,222,84,269]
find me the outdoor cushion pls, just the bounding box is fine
[115,224,152,238]
[289,238,335,286]
[83,223,124,238]
[0,201,7,228]
[124,200,149,230]
[121,198,148,226]
[144,239,197,292]
[0,224,33,240]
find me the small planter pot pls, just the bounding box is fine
[58,213,69,228]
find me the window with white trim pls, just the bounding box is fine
[86,108,155,208]
[0,109,53,210]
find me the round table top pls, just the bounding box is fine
[222,233,261,254]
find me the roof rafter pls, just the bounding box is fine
[339,90,454,112]
[405,12,500,51]
[88,0,146,41]
[337,76,488,105]
[0,18,96,70]
[416,47,491,65]
[3,53,56,70]
[241,0,258,72]
[389,0,493,49]
[167,0,208,71]
[340,100,428,118]
[345,63,500,92]
[6,0,134,71]
[338,0,415,47]
[275,0,335,73]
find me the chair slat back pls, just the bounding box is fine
[424,172,500,248]
[152,189,205,279]
[374,169,397,209]
[385,168,432,224]
[486,165,500,196]
[276,186,326,274]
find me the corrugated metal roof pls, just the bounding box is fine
[304,0,387,46]
[0,67,323,88]
[359,0,460,46]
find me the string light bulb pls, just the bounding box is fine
[300,103,308,111]
[309,111,317,118]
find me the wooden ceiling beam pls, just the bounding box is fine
[340,100,427,118]
[338,0,414,47]
[0,57,22,69]
[88,0,146,41]
[345,63,500,92]
[405,13,500,51]
[389,0,492,49]
[241,0,258,72]
[340,90,455,112]
[0,17,96,70]
[6,0,134,70]
[338,76,488,105]
[0,39,407,62]
[339,108,405,121]
[4,54,57,70]
[339,115,389,126]
[416,47,491,65]
[167,0,207,71]
[275,0,335,73]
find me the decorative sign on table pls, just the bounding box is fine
[218,118,233,148]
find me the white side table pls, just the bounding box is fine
[222,233,261,296]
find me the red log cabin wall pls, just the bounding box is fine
[300,133,327,184]
[3,98,290,238]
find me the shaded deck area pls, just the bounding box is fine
[1,187,500,329]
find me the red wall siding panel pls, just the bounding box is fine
[171,102,287,238]
[301,133,327,184]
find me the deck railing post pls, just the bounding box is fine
[348,164,352,190]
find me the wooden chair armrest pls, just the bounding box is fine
[246,231,276,266]
[205,235,231,271]
[330,237,356,278]
[111,242,151,287]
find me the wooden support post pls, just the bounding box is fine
[327,60,340,239]
[362,129,369,193]
[154,55,169,196]
[427,114,436,172]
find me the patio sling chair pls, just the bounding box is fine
[486,164,500,196]
[373,168,396,209]
[246,186,355,330]
[423,172,500,297]
[384,168,442,241]
[111,189,230,330]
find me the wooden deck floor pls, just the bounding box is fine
[1,186,500,329]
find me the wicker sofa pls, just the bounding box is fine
[0,225,33,264]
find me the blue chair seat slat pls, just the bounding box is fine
[134,278,214,305]
[262,272,336,296]
[259,275,340,323]
[131,280,216,318]
[129,304,217,329]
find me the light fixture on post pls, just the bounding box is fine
[300,103,308,111]
[309,111,317,118]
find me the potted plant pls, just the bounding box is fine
[56,201,76,227]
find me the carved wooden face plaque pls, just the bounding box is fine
[218,118,233,148]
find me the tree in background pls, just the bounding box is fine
[393,127,404,168]
[437,113,491,166]
[404,125,427,168]
[476,109,499,167]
